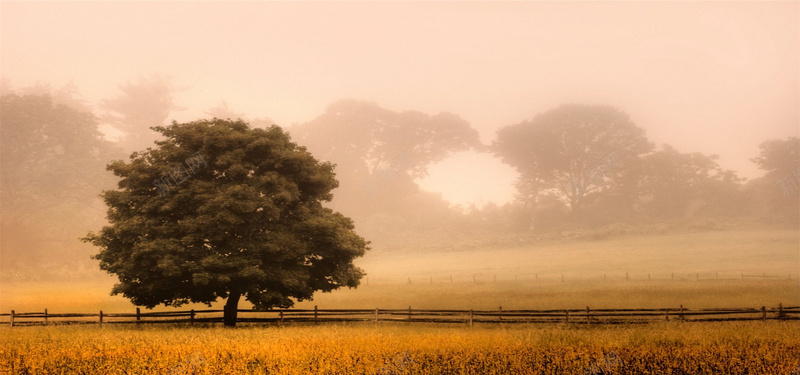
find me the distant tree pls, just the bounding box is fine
[745,137,800,224]
[83,119,369,327]
[14,81,92,113]
[101,74,183,153]
[294,100,483,177]
[638,145,745,219]
[493,104,652,223]
[751,137,799,176]
[290,100,483,217]
[0,93,121,279]
[530,193,571,230]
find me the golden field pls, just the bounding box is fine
[1,322,799,374]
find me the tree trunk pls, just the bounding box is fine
[223,291,241,327]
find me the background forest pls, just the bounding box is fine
[1,79,797,282]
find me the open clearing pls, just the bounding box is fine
[2,229,797,313]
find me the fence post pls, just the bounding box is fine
[136,307,141,324]
[10,310,14,327]
[190,309,195,325]
[374,308,379,323]
[498,306,503,322]
[679,305,684,321]
[408,306,412,323]
[665,309,669,321]
[761,306,766,321]
[279,309,284,325]
[469,309,473,327]
[778,303,784,320]
[99,310,103,325]
[314,305,318,325]
[44,308,48,326]
[586,306,590,323]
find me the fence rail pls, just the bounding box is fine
[2,304,798,327]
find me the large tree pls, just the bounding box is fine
[493,104,652,224]
[83,119,369,326]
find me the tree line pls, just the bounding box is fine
[1,77,797,283]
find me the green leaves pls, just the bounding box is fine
[85,119,369,311]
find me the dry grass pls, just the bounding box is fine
[1,322,798,374]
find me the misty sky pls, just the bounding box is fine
[1,2,797,207]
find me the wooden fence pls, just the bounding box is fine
[2,304,798,327]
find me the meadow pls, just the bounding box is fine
[1,322,798,374]
[2,228,797,313]
[0,228,797,374]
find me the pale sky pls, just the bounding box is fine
[2,1,797,207]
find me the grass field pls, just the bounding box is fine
[1,322,798,374]
[2,229,797,313]
[0,228,797,374]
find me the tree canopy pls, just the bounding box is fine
[294,100,482,178]
[638,144,745,219]
[745,137,800,224]
[493,104,652,220]
[290,100,483,217]
[751,137,799,175]
[83,119,369,326]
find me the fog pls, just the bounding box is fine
[0,1,798,298]
[4,2,797,180]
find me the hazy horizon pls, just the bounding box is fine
[2,1,797,207]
